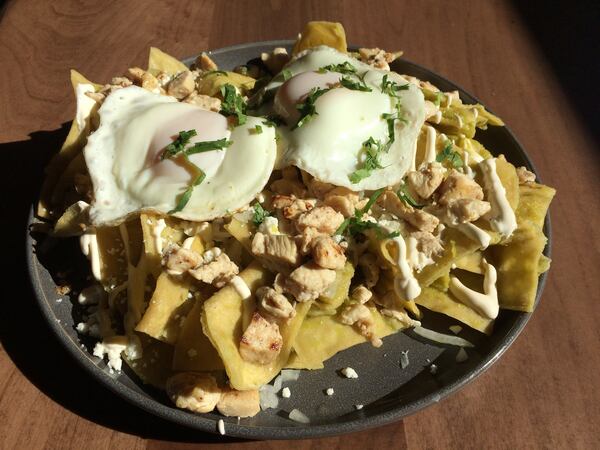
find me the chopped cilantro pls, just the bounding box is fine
[397,183,424,208]
[380,74,409,98]
[252,203,270,226]
[282,69,293,81]
[220,83,247,126]
[161,130,197,160]
[185,138,232,155]
[436,140,463,168]
[294,87,330,129]
[335,188,396,239]
[433,91,443,107]
[253,125,263,134]
[349,137,387,183]
[340,75,372,92]
[168,170,205,214]
[318,61,358,75]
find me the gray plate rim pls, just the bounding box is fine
[26,39,551,440]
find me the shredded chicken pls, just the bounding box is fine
[216,388,261,418]
[239,312,283,365]
[166,372,221,413]
[256,286,296,321]
[295,206,345,235]
[437,169,484,205]
[324,187,361,217]
[252,232,301,266]
[406,162,445,199]
[311,236,346,270]
[516,166,536,184]
[283,262,337,302]
[296,227,327,255]
[161,244,203,275]
[379,191,439,233]
[409,231,444,260]
[339,303,382,347]
[188,252,239,287]
[351,285,373,304]
[167,70,195,99]
[439,198,492,225]
[183,91,222,111]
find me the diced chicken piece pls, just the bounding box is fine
[358,253,380,288]
[409,231,444,260]
[261,47,291,74]
[110,76,133,88]
[516,166,536,184]
[379,191,439,233]
[307,178,335,198]
[272,195,316,220]
[311,236,346,270]
[141,72,162,93]
[166,372,221,413]
[437,169,484,205]
[183,91,222,111]
[85,91,106,104]
[358,47,401,71]
[324,187,361,217]
[406,162,445,199]
[239,312,283,365]
[295,206,345,235]
[188,253,239,288]
[270,178,307,198]
[283,262,336,302]
[161,243,203,275]
[295,227,327,255]
[216,388,261,418]
[156,71,172,87]
[256,286,296,321]
[402,75,440,92]
[124,67,146,84]
[167,70,196,99]
[439,198,492,225]
[339,304,382,347]
[251,232,301,266]
[351,285,373,304]
[197,52,218,71]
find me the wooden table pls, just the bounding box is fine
[1,0,599,448]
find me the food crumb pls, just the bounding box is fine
[456,348,469,363]
[217,419,225,435]
[341,367,358,379]
[429,364,438,374]
[400,350,410,369]
[56,285,71,295]
[281,387,291,398]
[449,325,463,335]
[56,298,63,303]
[326,388,334,396]
[355,404,364,410]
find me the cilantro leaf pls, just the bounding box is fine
[161,130,197,160]
[433,91,443,107]
[252,203,270,226]
[349,138,387,183]
[380,74,409,98]
[335,188,389,237]
[185,138,232,155]
[168,170,206,214]
[397,183,424,208]
[282,69,293,81]
[318,62,358,75]
[220,83,247,126]
[436,140,464,168]
[340,76,372,92]
[294,87,330,129]
[253,125,263,134]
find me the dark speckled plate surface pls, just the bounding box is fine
[27,40,551,440]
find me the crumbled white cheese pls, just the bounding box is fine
[56,298,63,303]
[449,325,463,335]
[258,216,279,235]
[456,348,469,363]
[78,284,105,305]
[217,419,225,435]
[326,388,334,396]
[400,350,410,369]
[429,364,438,375]
[76,322,89,333]
[93,337,128,371]
[341,367,358,379]
[281,387,291,398]
[355,404,364,410]
[289,408,310,424]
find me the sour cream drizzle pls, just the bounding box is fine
[230,275,252,300]
[80,228,102,281]
[182,236,195,250]
[479,158,517,238]
[392,236,421,300]
[151,219,167,254]
[449,258,499,319]
[405,236,434,272]
[456,222,491,250]
[424,125,437,164]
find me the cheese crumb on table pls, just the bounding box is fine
[326,388,334,396]
[341,367,358,379]
[355,404,364,410]
[217,419,225,435]
[281,387,291,398]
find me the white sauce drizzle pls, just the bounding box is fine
[80,228,102,281]
[446,92,454,107]
[151,219,167,254]
[391,236,421,300]
[472,106,479,120]
[424,125,437,164]
[230,276,252,300]
[432,110,442,124]
[456,222,491,250]
[449,259,499,319]
[479,158,517,238]
[455,113,463,129]
[463,151,475,179]
[409,138,418,171]
[405,236,434,272]
[182,236,195,250]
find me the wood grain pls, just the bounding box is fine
[1,0,599,448]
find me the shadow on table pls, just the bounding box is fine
[0,125,241,444]
[511,0,600,149]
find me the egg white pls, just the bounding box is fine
[84,86,276,226]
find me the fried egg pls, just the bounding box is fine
[84,86,276,226]
[263,46,426,191]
